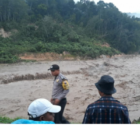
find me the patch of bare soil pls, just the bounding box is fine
[0,28,17,38]
[19,52,76,61]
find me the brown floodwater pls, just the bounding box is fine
[0,55,140,123]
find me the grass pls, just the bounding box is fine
[20,60,37,63]
[0,116,21,124]
[133,121,140,124]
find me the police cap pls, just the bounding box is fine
[48,64,59,71]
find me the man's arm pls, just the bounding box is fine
[51,80,69,105]
[53,99,60,105]
[56,80,69,100]
[57,89,69,100]
[52,89,69,105]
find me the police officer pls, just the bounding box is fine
[48,64,70,124]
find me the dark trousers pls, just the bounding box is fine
[54,98,70,124]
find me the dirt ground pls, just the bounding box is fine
[0,55,140,123]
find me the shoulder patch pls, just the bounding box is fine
[62,80,69,90]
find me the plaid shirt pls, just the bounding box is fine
[82,97,131,124]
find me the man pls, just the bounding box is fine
[82,75,131,124]
[11,98,61,124]
[48,64,70,124]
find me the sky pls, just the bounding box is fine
[74,0,140,13]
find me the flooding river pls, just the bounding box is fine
[0,55,140,123]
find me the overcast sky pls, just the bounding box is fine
[74,0,140,13]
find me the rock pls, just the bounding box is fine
[104,62,110,66]
[63,51,70,56]
[100,55,107,59]
[133,95,140,101]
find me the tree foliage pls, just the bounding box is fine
[0,0,140,63]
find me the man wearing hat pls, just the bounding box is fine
[82,75,131,124]
[11,98,61,124]
[48,64,70,124]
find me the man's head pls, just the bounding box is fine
[95,75,116,97]
[48,64,60,76]
[28,99,61,122]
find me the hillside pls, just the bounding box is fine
[0,0,140,63]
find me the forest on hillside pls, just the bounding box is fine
[0,0,140,63]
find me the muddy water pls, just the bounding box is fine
[0,55,140,123]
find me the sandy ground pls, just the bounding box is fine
[0,55,140,123]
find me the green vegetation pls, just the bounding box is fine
[132,119,140,124]
[136,121,140,124]
[0,116,21,124]
[0,0,140,63]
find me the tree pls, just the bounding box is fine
[0,0,28,22]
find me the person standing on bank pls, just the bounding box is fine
[48,64,70,124]
[82,75,131,124]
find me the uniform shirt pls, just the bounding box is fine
[11,119,55,124]
[82,97,131,124]
[52,73,69,100]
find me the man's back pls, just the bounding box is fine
[82,97,131,124]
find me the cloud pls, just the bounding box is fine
[74,0,140,13]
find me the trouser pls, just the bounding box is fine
[54,98,70,124]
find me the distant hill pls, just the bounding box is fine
[0,0,140,63]
[127,13,140,18]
